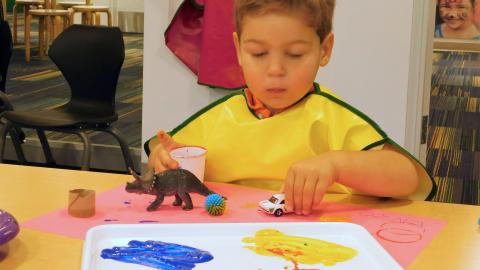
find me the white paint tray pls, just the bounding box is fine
[81,222,402,270]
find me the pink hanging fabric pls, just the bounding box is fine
[165,0,246,90]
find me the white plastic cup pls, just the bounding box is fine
[169,146,207,182]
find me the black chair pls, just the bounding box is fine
[0,19,12,93]
[0,24,135,172]
[0,19,27,162]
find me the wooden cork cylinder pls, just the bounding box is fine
[68,189,95,218]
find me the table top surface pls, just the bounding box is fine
[0,164,479,270]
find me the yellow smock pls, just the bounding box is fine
[146,83,436,201]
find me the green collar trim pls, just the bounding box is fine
[169,90,244,136]
[313,82,436,201]
[312,82,388,138]
[147,82,437,201]
[361,137,436,201]
[197,81,246,91]
[384,138,437,201]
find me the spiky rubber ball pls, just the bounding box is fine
[204,194,226,216]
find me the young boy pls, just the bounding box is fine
[435,0,480,39]
[146,0,436,215]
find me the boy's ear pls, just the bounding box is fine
[233,32,242,66]
[319,33,334,67]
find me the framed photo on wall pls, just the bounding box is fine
[435,0,480,40]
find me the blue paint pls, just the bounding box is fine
[101,240,214,270]
[139,220,159,223]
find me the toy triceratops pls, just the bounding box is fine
[126,168,221,211]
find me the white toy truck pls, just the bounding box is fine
[258,193,291,217]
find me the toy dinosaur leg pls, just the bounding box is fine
[172,194,182,206]
[147,195,165,211]
[178,192,193,210]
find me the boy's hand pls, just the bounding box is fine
[147,131,183,173]
[283,154,337,216]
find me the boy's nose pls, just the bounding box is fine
[267,59,286,77]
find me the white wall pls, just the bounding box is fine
[142,0,225,161]
[318,0,414,147]
[142,0,415,162]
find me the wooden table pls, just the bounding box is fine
[0,164,479,269]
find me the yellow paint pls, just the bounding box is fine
[242,229,357,268]
[242,202,259,209]
[319,215,352,222]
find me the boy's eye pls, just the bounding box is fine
[287,53,304,58]
[252,52,267,57]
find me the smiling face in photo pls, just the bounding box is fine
[439,0,476,30]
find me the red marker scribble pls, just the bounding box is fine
[376,218,425,243]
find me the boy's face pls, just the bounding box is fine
[439,0,475,30]
[233,12,334,111]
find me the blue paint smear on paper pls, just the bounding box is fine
[101,240,214,270]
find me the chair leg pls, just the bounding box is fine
[25,14,31,62]
[75,130,91,170]
[63,15,69,30]
[0,122,12,163]
[12,3,18,44]
[48,16,55,46]
[0,121,25,163]
[103,126,135,173]
[95,12,100,26]
[107,10,112,27]
[36,129,55,165]
[39,16,45,58]
[69,11,75,26]
[9,127,26,163]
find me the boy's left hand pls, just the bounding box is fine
[283,154,337,216]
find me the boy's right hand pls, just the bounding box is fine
[147,130,183,173]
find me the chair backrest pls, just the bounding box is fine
[0,20,13,92]
[48,25,125,117]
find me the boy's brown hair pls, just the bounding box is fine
[234,0,336,42]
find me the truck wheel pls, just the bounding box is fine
[274,209,283,217]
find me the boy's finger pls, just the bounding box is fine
[313,180,328,207]
[302,174,318,215]
[167,159,180,169]
[157,130,177,150]
[284,170,295,212]
[158,147,177,169]
[157,130,170,144]
[154,160,167,174]
[293,174,306,215]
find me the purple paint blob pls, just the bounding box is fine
[101,240,214,270]
[104,219,119,222]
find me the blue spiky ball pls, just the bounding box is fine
[204,194,226,216]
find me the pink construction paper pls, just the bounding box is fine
[22,182,446,268]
